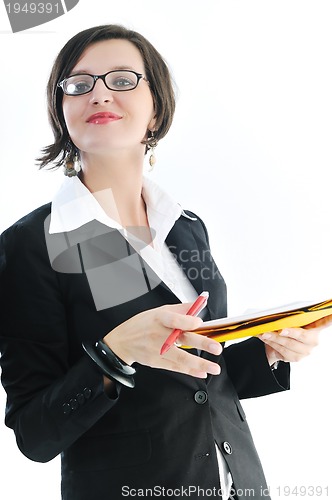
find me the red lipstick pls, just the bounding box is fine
[87,112,122,124]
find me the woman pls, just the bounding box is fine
[0,25,326,500]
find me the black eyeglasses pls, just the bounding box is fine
[57,70,148,96]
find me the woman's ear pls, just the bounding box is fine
[148,115,157,132]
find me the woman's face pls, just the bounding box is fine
[62,39,156,158]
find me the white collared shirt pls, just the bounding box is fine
[50,175,232,498]
[50,175,198,303]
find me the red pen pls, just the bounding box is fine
[160,291,209,355]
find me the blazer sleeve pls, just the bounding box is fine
[223,337,290,400]
[0,219,120,464]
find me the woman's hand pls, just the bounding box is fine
[259,315,332,366]
[103,302,222,378]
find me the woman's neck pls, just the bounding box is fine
[79,151,149,231]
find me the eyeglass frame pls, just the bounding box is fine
[57,69,149,96]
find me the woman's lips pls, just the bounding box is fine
[87,112,122,124]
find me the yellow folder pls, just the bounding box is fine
[193,298,332,343]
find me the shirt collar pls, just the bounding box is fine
[49,175,186,248]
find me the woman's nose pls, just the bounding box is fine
[89,78,114,105]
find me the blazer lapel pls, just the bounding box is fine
[165,215,216,322]
[165,216,204,295]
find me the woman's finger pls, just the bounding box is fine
[259,330,318,362]
[159,345,221,377]
[175,331,223,356]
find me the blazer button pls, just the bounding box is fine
[77,393,85,405]
[70,398,79,411]
[62,403,71,415]
[194,390,208,404]
[222,441,233,455]
[83,388,92,400]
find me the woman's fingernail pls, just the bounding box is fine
[280,329,290,337]
[262,333,272,340]
[209,343,221,354]
[209,364,221,375]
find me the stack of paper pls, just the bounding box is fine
[194,298,332,342]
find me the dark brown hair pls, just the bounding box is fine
[37,24,176,169]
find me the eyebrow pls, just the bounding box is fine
[69,65,137,75]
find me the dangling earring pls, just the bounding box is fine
[73,152,81,173]
[148,131,158,171]
[63,142,81,177]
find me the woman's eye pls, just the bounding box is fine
[74,81,91,91]
[65,76,93,94]
[112,78,134,88]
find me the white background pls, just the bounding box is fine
[0,1,332,499]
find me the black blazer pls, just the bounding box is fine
[0,204,290,500]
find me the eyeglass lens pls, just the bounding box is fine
[63,71,139,95]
